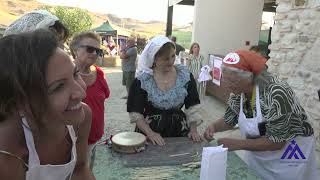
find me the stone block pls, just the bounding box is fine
[271,25,279,33]
[304,63,320,72]
[271,61,280,67]
[293,20,320,36]
[288,77,305,89]
[305,76,313,83]
[295,0,306,7]
[278,0,292,2]
[271,33,281,42]
[308,111,320,123]
[309,0,320,7]
[279,21,293,32]
[310,22,320,36]
[295,89,306,99]
[306,98,320,113]
[308,119,320,150]
[277,2,292,13]
[269,44,281,51]
[307,43,314,49]
[297,71,311,79]
[275,52,287,60]
[304,21,311,26]
[268,63,279,73]
[279,62,293,74]
[309,36,317,43]
[311,75,320,87]
[268,51,276,58]
[316,138,320,154]
[298,35,309,43]
[287,50,304,61]
[300,38,320,72]
[295,22,305,31]
[287,12,299,19]
[274,14,288,20]
[281,33,297,46]
[299,11,311,19]
[279,75,290,80]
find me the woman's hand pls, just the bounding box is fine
[146,131,166,146]
[188,122,202,142]
[204,123,215,141]
[136,119,165,146]
[217,138,241,151]
[188,129,202,142]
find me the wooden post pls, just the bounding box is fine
[166,0,173,37]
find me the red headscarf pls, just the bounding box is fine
[222,50,267,75]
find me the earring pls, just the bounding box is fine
[18,111,25,117]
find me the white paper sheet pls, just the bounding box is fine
[200,145,228,180]
[110,48,117,56]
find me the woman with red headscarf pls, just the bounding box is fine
[203,50,318,180]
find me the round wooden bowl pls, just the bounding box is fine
[111,132,146,154]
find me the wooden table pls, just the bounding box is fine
[93,138,260,180]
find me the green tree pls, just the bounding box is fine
[43,6,92,37]
[172,31,192,49]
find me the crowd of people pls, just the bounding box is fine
[0,9,318,180]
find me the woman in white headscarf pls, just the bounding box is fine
[128,36,204,146]
[4,9,69,47]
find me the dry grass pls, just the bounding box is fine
[0,0,42,25]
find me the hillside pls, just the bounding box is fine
[0,0,191,38]
[0,0,42,26]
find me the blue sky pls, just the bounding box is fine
[38,0,194,25]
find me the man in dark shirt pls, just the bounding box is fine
[120,37,137,98]
[170,36,185,55]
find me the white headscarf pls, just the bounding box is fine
[137,35,173,75]
[4,10,59,36]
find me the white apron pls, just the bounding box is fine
[238,86,319,180]
[22,117,77,180]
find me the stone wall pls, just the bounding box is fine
[268,0,320,151]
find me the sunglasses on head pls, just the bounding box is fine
[79,45,104,57]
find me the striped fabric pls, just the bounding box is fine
[224,71,313,143]
[187,54,206,99]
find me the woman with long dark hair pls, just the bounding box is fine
[0,30,95,180]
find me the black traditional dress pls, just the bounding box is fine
[127,65,200,137]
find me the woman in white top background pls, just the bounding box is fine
[0,30,95,180]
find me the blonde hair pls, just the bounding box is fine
[189,42,200,55]
[69,31,100,58]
